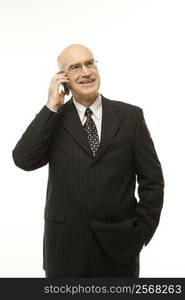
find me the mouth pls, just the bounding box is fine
[78,79,95,85]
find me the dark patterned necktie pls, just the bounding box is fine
[83,107,99,156]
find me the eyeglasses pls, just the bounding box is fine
[68,59,98,74]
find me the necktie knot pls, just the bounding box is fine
[85,107,93,118]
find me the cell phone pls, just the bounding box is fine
[56,71,70,95]
[63,83,70,95]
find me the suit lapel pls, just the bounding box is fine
[92,96,122,163]
[58,98,92,157]
[58,96,123,160]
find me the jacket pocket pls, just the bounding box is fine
[44,206,65,223]
[89,217,145,264]
[109,139,125,150]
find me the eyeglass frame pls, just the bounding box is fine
[67,59,98,74]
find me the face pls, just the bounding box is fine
[60,46,100,102]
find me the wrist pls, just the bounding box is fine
[46,103,60,112]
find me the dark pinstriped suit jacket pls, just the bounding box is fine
[12,95,164,276]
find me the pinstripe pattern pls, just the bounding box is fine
[13,95,164,276]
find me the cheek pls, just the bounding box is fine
[95,73,100,84]
[68,78,78,90]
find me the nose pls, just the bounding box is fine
[81,65,91,76]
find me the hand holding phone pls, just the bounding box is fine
[47,72,70,111]
[56,71,70,95]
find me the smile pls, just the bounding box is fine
[79,79,95,84]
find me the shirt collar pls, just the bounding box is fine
[73,94,102,122]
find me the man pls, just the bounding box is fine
[12,44,164,277]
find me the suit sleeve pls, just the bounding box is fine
[134,108,164,245]
[12,106,61,171]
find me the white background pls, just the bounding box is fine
[0,0,185,277]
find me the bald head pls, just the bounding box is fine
[57,44,94,71]
[56,44,100,105]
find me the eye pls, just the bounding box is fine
[70,64,81,71]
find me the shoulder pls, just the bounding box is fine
[102,95,143,117]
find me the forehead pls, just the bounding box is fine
[61,47,94,68]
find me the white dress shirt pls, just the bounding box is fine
[48,94,102,142]
[73,94,102,142]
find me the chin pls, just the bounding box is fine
[73,85,99,99]
[81,89,98,99]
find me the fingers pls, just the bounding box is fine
[47,72,70,111]
[51,72,70,87]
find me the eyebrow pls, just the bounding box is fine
[68,59,94,71]
[68,62,81,70]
